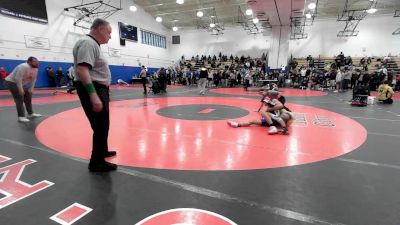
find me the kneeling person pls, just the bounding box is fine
[377,80,394,104]
[228,91,293,134]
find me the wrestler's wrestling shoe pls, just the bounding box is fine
[227,121,239,127]
[268,126,278,134]
[281,127,289,135]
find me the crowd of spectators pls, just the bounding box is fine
[147,53,277,89]
[287,53,400,93]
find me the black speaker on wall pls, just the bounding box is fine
[172,35,180,44]
[120,38,126,46]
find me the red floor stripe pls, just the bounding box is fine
[198,108,216,114]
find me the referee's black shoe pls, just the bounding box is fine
[89,161,117,172]
[104,150,117,158]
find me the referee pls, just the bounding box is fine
[73,18,117,172]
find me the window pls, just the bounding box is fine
[141,30,166,49]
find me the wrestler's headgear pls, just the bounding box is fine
[270,83,278,91]
[266,90,279,99]
[262,96,276,106]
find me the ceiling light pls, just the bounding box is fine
[252,18,259,23]
[308,3,316,10]
[197,11,203,17]
[129,5,137,12]
[245,9,253,15]
[172,26,178,31]
[305,13,312,19]
[176,0,184,4]
[210,23,215,28]
[366,8,377,14]
[156,16,162,22]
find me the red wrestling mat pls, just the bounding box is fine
[0,90,79,107]
[36,97,367,170]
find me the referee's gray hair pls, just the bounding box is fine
[90,18,110,30]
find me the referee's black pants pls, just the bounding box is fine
[141,77,147,94]
[75,81,110,163]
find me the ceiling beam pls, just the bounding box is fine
[153,2,248,16]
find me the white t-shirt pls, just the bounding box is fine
[5,62,38,87]
[67,66,75,79]
[300,69,306,77]
[336,71,343,82]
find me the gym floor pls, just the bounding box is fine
[0,85,399,225]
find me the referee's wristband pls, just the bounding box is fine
[84,83,96,94]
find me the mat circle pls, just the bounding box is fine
[156,104,249,120]
[36,97,367,170]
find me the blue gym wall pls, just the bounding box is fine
[0,59,159,88]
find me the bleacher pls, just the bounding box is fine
[296,56,400,74]
[182,59,238,72]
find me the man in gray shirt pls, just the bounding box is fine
[4,57,42,122]
[139,65,147,94]
[73,18,117,172]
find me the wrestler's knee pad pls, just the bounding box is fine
[271,115,286,127]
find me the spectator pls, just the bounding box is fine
[243,71,252,91]
[277,71,285,88]
[229,70,236,87]
[0,67,9,89]
[186,69,192,85]
[334,68,344,93]
[344,56,352,66]
[377,80,394,104]
[139,65,147,95]
[338,51,345,67]
[166,68,171,85]
[158,67,167,92]
[387,70,394,87]
[307,56,314,68]
[56,67,65,87]
[342,67,352,91]
[46,67,56,87]
[379,65,388,79]
[66,65,76,94]
[395,73,400,92]
[207,68,214,87]
[198,67,208,95]
[361,69,371,86]
[300,66,307,87]
[351,70,359,89]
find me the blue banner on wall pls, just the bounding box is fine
[0,59,158,88]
